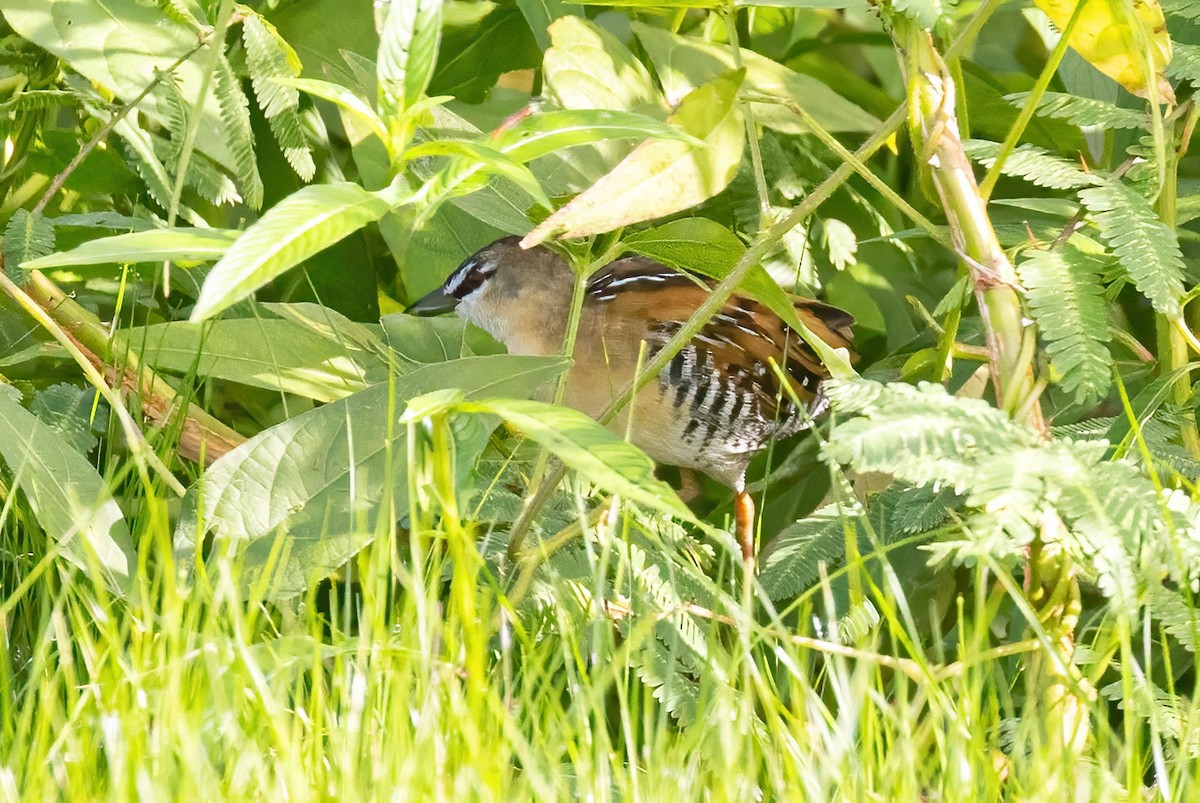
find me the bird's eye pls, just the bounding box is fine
[445,257,492,298]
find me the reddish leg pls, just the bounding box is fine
[735,488,756,564]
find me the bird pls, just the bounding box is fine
[408,235,855,562]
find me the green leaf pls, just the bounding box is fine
[3,209,55,280]
[175,355,567,599]
[243,12,316,181]
[191,182,402,322]
[405,139,552,210]
[213,55,263,210]
[963,139,1099,190]
[1080,177,1186,317]
[0,385,132,595]
[822,379,1037,489]
[447,397,693,521]
[515,0,583,50]
[1,0,240,173]
[377,0,443,118]
[621,217,746,274]
[523,70,746,244]
[277,77,389,146]
[1166,42,1200,87]
[24,227,237,269]
[119,303,389,402]
[1016,245,1113,404]
[491,109,702,163]
[542,16,662,114]
[633,23,879,134]
[1004,91,1148,130]
[759,502,859,600]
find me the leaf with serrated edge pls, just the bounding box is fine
[175,355,567,599]
[191,182,405,322]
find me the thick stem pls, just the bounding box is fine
[903,30,1046,434]
[22,270,245,464]
[895,21,1086,761]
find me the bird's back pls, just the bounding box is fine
[574,258,855,487]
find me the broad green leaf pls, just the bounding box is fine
[523,71,746,245]
[491,109,702,163]
[191,182,405,322]
[621,218,746,275]
[381,313,504,363]
[633,23,879,134]
[412,107,536,234]
[0,386,132,594]
[377,0,443,117]
[119,303,389,402]
[1,0,239,173]
[174,356,567,599]
[429,395,692,521]
[24,228,238,269]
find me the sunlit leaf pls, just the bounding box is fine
[523,70,746,245]
[175,356,566,599]
[25,228,238,269]
[191,181,407,322]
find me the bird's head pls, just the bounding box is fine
[408,236,575,353]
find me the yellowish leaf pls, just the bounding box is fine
[1034,0,1174,102]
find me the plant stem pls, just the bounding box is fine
[1157,105,1200,459]
[17,269,245,465]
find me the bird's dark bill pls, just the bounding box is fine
[407,286,458,316]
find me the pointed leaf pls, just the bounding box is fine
[25,228,238,269]
[523,70,746,245]
[0,386,132,594]
[377,0,443,117]
[175,356,566,599]
[191,182,405,322]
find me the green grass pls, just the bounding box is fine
[3,455,1196,801]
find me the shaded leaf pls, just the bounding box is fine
[0,385,132,594]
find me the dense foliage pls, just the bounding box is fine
[1,0,1200,797]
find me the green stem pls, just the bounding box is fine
[1157,105,1200,459]
[978,0,1086,199]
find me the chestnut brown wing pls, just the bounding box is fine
[587,257,855,420]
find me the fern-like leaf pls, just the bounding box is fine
[964,139,1097,190]
[1167,42,1200,87]
[822,380,1037,489]
[1017,245,1113,404]
[760,503,858,601]
[242,13,315,181]
[3,209,54,281]
[1149,586,1199,653]
[1079,177,1186,317]
[214,55,263,209]
[1005,91,1147,130]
